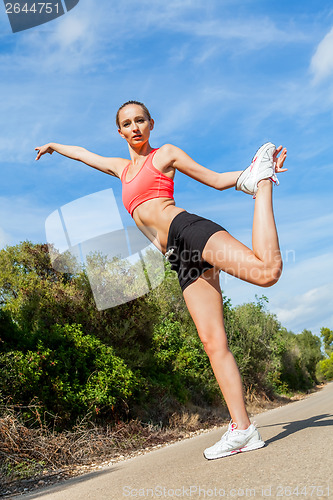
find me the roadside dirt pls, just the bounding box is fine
[1,386,324,499]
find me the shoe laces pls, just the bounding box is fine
[222,419,256,441]
[220,420,239,442]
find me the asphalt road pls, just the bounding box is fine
[17,382,333,500]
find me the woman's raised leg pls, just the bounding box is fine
[202,179,282,287]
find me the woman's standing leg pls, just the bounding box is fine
[183,267,251,429]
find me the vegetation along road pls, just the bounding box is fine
[18,382,332,500]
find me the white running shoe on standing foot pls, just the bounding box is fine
[203,420,265,460]
[236,142,279,198]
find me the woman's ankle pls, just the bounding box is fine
[231,417,251,430]
[257,178,272,189]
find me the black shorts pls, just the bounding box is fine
[165,211,227,292]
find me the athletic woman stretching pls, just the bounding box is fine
[35,100,287,459]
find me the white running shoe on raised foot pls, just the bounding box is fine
[236,142,279,197]
[203,420,265,460]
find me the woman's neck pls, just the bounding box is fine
[128,143,154,164]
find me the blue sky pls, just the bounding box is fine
[1,0,333,336]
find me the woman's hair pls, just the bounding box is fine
[116,100,151,128]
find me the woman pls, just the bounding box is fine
[35,100,287,459]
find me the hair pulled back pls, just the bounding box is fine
[116,100,151,128]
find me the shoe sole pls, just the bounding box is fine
[236,142,275,194]
[203,440,265,460]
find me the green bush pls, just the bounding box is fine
[317,353,333,381]
[0,324,137,426]
[0,242,327,429]
[317,328,333,381]
[227,298,280,391]
[151,313,219,405]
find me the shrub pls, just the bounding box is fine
[317,353,333,381]
[0,324,137,427]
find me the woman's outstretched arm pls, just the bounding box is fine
[161,143,287,191]
[35,142,127,178]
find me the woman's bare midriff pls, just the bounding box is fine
[132,198,185,254]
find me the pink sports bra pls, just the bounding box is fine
[121,148,174,217]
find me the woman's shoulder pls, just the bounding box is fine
[153,144,184,172]
[155,143,184,161]
[157,143,179,153]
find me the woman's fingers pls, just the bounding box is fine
[35,145,47,160]
[275,147,287,172]
[35,147,41,160]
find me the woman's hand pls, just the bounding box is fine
[35,143,54,161]
[273,145,288,173]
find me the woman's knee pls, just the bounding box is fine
[200,331,229,358]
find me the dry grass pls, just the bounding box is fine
[0,387,317,498]
[0,407,222,497]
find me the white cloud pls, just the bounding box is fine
[212,194,333,335]
[0,227,12,248]
[311,26,333,83]
[1,0,332,333]
[169,16,307,49]
[0,195,50,246]
[0,0,310,77]
[269,250,333,333]
[220,250,333,335]
[274,283,333,335]
[0,2,107,75]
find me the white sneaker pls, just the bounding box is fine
[203,420,265,460]
[236,142,278,197]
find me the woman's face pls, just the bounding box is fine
[118,104,154,147]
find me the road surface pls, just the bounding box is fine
[17,382,333,499]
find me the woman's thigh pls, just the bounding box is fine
[182,267,228,352]
[201,230,266,285]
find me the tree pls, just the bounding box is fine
[296,329,323,384]
[0,323,137,426]
[320,327,333,356]
[316,327,333,381]
[317,353,333,381]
